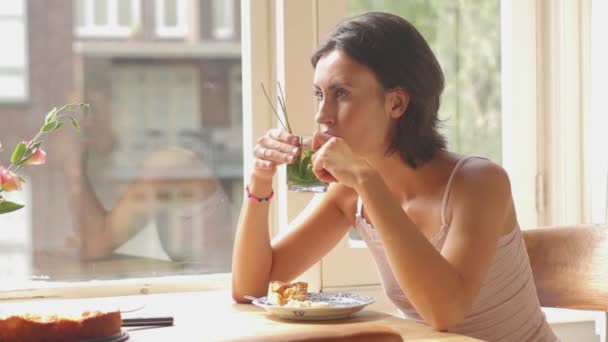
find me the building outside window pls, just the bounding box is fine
[0,1,28,102]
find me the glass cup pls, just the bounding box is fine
[287,136,328,193]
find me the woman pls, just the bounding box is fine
[64,141,234,270]
[232,12,557,341]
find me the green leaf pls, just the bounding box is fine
[55,122,64,131]
[287,148,322,185]
[41,121,58,132]
[18,176,26,183]
[0,200,24,214]
[68,117,80,131]
[63,103,88,111]
[10,142,26,164]
[45,107,58,124]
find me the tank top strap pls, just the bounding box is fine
[440,156,487,227]
[356,195,363,217]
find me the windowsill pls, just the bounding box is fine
[0,273,231,301]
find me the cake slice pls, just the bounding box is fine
[0,310,122,342]
[267,281,308,306]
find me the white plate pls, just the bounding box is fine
[252,292,375,321]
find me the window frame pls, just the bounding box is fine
[588,0,608,224]
[75,0,141,38]
[212,0,235,40]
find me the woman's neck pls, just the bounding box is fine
[366,150,455,204]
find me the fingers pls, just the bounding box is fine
[269,128,300,146]
[311,140,338,183]
[311,154,337,183]
[254,129,300,165]
[312,131,333,152]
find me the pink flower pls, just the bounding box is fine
[23,146,47,165]
[0,165,22,192]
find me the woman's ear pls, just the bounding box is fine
[387,88,410,119]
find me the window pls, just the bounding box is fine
[155,0,188,37]
[0,0,244,295]
[212,0,235,40]
[75,0,141,37]
[0,1,28,102]
[1,0,593,305]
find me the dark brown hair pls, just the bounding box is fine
[311,12,446,168]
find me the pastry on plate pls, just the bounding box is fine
[267,281,308,306]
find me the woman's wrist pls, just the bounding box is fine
[248,175,273,200]
[353,161,380,193]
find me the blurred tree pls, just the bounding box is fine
[348,0,502,163]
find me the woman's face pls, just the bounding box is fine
[313,50,399,158]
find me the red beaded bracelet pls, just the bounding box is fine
[246,185,274,202]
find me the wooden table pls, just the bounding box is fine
[0,290,482,341]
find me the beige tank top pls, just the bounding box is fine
[354,156,558,341]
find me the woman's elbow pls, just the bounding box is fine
[231,278,248,303]
[231,280,264,304]
[428,318,454,332]
[231,289,251,304]
[78,236,114,261]
[425,305,466,332]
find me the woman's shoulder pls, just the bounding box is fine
[445,155,516,236]
[461,156,509,183]
[450,156,512,205]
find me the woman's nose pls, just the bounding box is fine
[315,102,335,126]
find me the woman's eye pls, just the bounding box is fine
[314,91,323,101]
[336,90,347,99]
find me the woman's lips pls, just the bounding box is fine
[320,129,338,137]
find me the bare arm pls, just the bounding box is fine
[355,160,512,331]
[231,129,353,302]
[231,177,353,302]
[65,146,214,260]
[64,148,134,260]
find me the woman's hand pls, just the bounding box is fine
[310,133,371,188]
[252,129,300,181]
